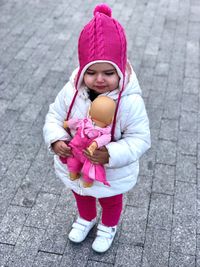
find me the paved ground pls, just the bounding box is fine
[0,0,200,266]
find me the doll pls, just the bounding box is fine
[60,96,116,188]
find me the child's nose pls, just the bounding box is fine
[96,73,104,82]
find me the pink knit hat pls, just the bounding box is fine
[67,4,127,139]
[75,3,127,91]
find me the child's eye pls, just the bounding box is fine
[86,71,95,75]
[105,72,115,76]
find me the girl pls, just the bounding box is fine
[43,4,151,253]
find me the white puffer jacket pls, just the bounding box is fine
[43,65,151,198]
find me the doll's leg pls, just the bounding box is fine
[67,157,82,180]
[98,194,123,226]
[82,174,94,188]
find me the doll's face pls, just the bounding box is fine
[83,63,120,94]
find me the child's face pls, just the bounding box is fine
[83,63,120,94]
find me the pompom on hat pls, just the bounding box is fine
[67,3,127,139]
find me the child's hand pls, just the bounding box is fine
[84,146,109,165]
[51,140,72,157]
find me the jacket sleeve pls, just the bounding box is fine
[106,95,151,168]
[43,83,72,150]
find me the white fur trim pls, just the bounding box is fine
[76,60,124,91]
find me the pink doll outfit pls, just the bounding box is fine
[60,118,111,186]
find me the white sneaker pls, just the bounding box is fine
[68,217,96,243]
[92,224,117,253]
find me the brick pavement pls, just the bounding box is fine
[0,0,200,266]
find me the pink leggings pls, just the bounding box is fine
[72,191,123,227]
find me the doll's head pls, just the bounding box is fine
[89,96,116,128]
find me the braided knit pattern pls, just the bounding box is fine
[113,19,127,74]
[88,18,96,61]
[95,13,105,58]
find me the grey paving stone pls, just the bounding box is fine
[12,157,50,207]
[0,243,14,266]
[156,139,176,165]
[147,108,163,129]
[168,64,184,86]
[32,251,62,267]
[154,62,169,76]
[41,169,63,195]
[182,93,199,112]
[186,40,199,64]
[178,131,198,156]
[0,82,21,101]
[148,128,159,152]
[8,91,32,111]
[145,37,160,56]
[148,90,165,108]
[198,144,200,169]
[142,228,170,267]
[159,118,178,141]
[0,205,30,245]
[196,234,200,266]
[114,244,142,267]
[5,120,32,145]
[183,77,199,95]
[0,168,28,223]
[19,102,42,122]
[148,193,173,230]
[127,175,151,208]
[15,47,34,61]
[119,206,148,245]
[151,75,168,93]
[152,163,175,195]
[171,213,196,255]
[15,137,42,162]
[7,226,45,267]
[139,149,155,177]
[185,62,200,78]
[138,67,154,98]
[0,143,18,176]
[174,181,196,216]
[25,192,59,229]
[39,190,75,255]
[197,198,200,234]
[176,154,197,183]
[0,98,9,116]
[169,252,195,267]
[141,54,157,68]
[60,239,92,267]
[87,261,113,267]
[166,82,182,101]
[1,108,20,133]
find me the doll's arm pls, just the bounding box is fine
[86,141,98,155]
[63,118,80,130]
[87,133,111,155]
[63,121,68,129]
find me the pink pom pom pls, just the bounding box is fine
[93,3,112,17]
